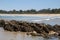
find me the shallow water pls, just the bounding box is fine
[0,27,60,40]
[0,16,60,40]
[0,16,60,25]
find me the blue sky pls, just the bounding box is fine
[0,0,60,10]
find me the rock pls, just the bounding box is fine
[4,23,14,31]
[36,23,49,33]
[3,20,34,32]
[48,31,58,35]
[0,20,5,27]
[56,31,60,36]
[46,24,54,31]
[1,19,60,37]
[26,31,41,36]
[53,24,60,31]
[22,22,34,32]
[29,23,41,33]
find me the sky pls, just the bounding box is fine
[0,0,60,10]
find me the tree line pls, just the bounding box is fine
[0,8,60,14]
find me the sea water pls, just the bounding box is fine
[0,16,60,40]
[0,16,60,25]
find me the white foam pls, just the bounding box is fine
[45,19,50,20]
[32,20,42,22]
[32,19,50,22]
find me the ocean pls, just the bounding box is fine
[0,15,60,40]
[0,16,60,25]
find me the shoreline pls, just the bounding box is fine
[0,14,60,16]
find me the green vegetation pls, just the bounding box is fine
[0,8,60,14]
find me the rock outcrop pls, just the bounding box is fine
[0,19,60,37]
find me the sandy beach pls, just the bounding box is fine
[0,14,60,16]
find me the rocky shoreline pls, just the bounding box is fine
[0,20,60,38]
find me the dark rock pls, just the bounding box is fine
[0,20,5,27]
[29,23,42,33]
[3,20,34,32]
[53,24,60,31]
[0,19,60,37]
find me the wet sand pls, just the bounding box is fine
[0,14,60,16]
[0,27,43,40]
[0,27,59,40]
